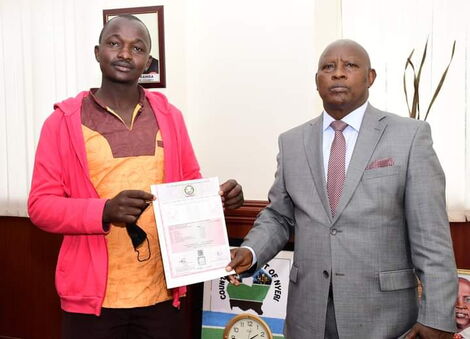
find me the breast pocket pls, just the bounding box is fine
[362,165,400,180]
[358,165,404,213]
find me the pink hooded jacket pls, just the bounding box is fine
[28,90,201,315]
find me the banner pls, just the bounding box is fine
[201,250,293,339]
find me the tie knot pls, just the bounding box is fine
[330,120,348,132]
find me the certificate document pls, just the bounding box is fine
[151,177,234,288]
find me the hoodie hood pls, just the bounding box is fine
[53,91,89,116]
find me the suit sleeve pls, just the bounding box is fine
[242,135,294,270]
[28,116,107,235]
[404,121,458,332]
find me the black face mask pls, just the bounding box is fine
[126,222,147,250]
[125,203,151,262]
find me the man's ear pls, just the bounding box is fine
[94,45,100,62]
[315,73,319,90]
[368,68,377,88]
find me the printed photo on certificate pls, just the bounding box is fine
[151,177,234,288]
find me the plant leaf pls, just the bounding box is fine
[404,49,415,117]
[424,40,456,121]
[414,38,429,120]
[409,58,420,120]
[405,54,419,119]
[417,38,429,82]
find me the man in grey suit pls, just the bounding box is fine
[226,39,457,338]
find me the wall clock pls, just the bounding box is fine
[223,313,273,339]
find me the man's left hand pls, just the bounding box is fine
[219,179,243,209]
[405,323,454,339]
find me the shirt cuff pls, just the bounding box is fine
[241,246,257,269]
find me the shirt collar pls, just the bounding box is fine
[88,85,146,111]
[322,101,369,132]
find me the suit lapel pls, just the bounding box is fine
[332,104,388,224]
[303,116,332,223]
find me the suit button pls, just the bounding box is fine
[330,228,337,235]
[323,270,329,278]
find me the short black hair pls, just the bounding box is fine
[99,14,152,49]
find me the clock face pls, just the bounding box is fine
[224,314,272,339]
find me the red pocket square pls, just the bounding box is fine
[366,158,394,170]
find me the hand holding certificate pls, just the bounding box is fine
[151,177,235,288]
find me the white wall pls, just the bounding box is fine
[341,0,470,220]
[0,0,189,215]
[184,1,318,199]
[1,0,468,219]
[1,0,323,214]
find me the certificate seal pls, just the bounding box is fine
[184,184,195,196]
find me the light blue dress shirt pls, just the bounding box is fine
[322,101,368,178]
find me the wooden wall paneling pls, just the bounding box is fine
[0,217,62,339]
[0,202,468,339]
[225,200,267,244]
[225,201,469,266]
[450,222,470,269]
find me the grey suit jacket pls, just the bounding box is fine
[242,104,457,339]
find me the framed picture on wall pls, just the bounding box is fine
[103,6,166,88]
[456,269,470,338]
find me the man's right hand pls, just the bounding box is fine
[102,190,155,225]
[225,248,254,286]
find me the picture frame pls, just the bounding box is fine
[103,6,166,88]
[459,269,470,277]
[456,269,470,337]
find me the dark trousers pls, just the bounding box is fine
[62,300,186,339]
[324,284,340,339]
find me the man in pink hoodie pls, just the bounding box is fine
[28,14,243,339]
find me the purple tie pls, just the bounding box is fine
[327,120,348,217]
